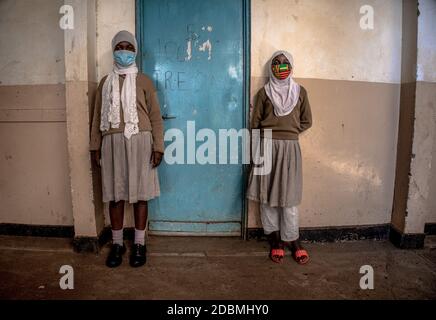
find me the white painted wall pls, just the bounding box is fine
[251,0,402,83]
[0,0,65,85]
[406,81,436,233]
[96,0,136,81]
[416,0,436,82]
[405,0,436,233]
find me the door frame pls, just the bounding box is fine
[135,0,251,239]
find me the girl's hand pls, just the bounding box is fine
[91,150,101,168]
[151,151,163,168]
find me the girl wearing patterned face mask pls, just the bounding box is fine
[90,30,164,268]
[247,51,313,265]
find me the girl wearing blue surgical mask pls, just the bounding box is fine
[90,31,164,268]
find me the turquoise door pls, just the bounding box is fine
[137,0,249,235]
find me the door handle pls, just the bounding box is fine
[162,114,177,120]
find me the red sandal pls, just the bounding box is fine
[269,248,285,264]
[293,249,309,265]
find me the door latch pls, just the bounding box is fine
[162,114,177,120]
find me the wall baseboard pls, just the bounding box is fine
[389,225,425,249]
[248,224,426,249]
[424,223,436,235]
[0,223,74,238]
[0,224,144,253]
[247,224,390,242]
[0,223,428,251]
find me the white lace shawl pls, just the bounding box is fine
[100,64,139,139]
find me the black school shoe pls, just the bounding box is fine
[106,243,126,268]
[130,244,147,268]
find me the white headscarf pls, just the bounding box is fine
[264,50,300,117]
[100,30,139,139]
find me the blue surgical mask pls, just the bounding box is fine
[113,50,136,67]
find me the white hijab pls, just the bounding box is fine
[100,30,139,139]
[264,50,300,117]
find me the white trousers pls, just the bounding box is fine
[260,204,299,242]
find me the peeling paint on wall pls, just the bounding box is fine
[185,38,193,61]
[198,39,212,60]
[228,66,238,79]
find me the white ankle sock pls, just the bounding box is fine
[134,228,146,245]
[112,228,124,246]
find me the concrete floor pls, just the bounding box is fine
[0,235,435,300]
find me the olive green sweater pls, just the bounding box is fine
[251,86,312,139]
[90,72,164,153]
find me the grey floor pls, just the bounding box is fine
[0,235,435,299]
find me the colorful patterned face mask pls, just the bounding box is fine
[272,63,291,80]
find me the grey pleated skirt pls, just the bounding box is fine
[101,131,160,203]
[246,138,302,207]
